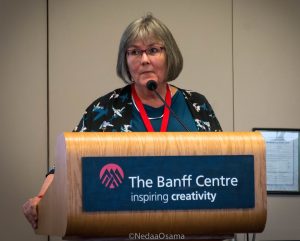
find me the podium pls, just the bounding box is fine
[36,132,267,240]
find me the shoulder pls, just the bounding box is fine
[86,85,131,110]
[173,85,222,132]
[179,88,214,114]
[174,86,208,103]
[73,85,132,132]
[83,84,132,123]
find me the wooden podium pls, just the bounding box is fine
[36,132,267,240]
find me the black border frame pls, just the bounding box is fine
[253,127,300,195]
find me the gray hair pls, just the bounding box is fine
[116,14,183,84]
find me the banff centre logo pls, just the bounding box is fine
[99,163,125,189]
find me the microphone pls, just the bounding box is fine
[146,80,190,132]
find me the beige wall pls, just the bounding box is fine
[1,0,299,240]
[234,1,300,240]
[0,0,47,241]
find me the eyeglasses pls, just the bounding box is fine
[127,47,165,58]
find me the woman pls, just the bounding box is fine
[73,14,221,133]
[23,13,222,229]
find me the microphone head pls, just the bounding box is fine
[146,80,158,91]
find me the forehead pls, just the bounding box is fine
[128,35,163,48]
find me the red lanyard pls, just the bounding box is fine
[131,84,171,132]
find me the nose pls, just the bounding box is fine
[141,52,150,65]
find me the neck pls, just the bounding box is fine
[133,83,167,108]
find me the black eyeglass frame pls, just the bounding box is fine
[126,47,165,57]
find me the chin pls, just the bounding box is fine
[136,79,156,85]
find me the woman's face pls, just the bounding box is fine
[126,39,167,88]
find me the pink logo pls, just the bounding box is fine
[99,163,124,189]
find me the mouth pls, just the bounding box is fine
[140,71,154,75]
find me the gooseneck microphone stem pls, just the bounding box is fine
[146,80,190,132]
[153,90,190,132]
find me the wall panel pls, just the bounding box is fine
[0,0,48,240]
[233,0,300,239]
